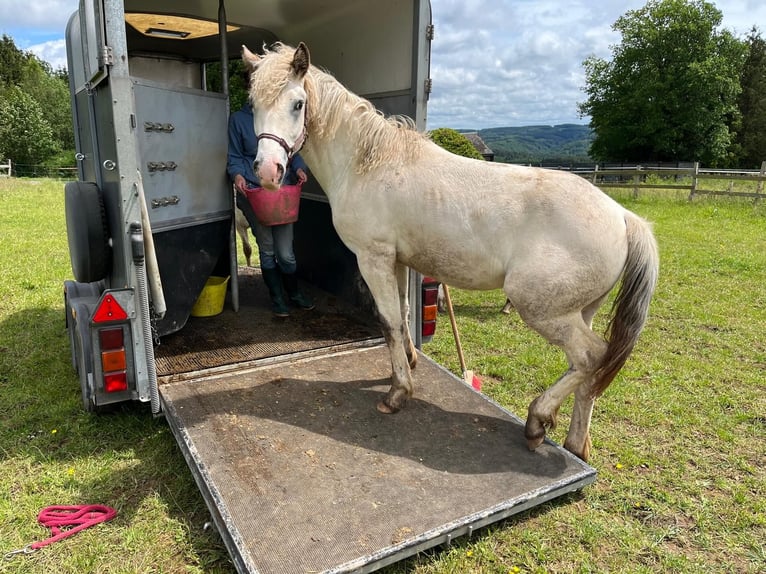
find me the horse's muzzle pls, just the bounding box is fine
[253,159,284,190]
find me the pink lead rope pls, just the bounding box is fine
[4,505,117,560]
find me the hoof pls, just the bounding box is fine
[563,435,591,462]
[407,342,418,370]
[376,400,399,414]
[526,435,545,451]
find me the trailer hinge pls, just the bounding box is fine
[424,78,433,95]
[100,45,114,67]
[426,24,435,41]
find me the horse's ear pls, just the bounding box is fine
[242,45,260,71]
[291,42,310,79]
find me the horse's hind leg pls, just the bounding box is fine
[396,262,417,369]
[521,312,607,461]
[558,295,609,459]
[357,251,414,413]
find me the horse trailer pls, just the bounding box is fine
[62,1,595,572]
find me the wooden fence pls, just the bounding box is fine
[569,161,766,200]
[0,163,78,178]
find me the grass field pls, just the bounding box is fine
[0,177,764,573]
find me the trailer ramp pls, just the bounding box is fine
[161,345,595,574]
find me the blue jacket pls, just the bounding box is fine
[226,103,307,187]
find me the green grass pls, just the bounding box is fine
[1,178,764,573]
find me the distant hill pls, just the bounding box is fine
[470,124,594,165]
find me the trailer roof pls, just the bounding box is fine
[123,0,381,60]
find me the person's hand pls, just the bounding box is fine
[296,168,308,184]
[234,174,248,194]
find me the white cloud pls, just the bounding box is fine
[1,0,78,32]
[28,39,68,71]
[3,0,765,129]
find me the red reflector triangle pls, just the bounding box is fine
[93,294,128,322]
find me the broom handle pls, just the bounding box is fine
[442,284,467,374]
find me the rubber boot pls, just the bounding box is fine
[282,272,315,310]
[261,268,290,317]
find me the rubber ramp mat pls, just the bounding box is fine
[155,267,379,378]
[161,345,596,574]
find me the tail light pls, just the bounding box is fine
[98,327,128,393]
[94,294,129,394]
[421,276,440,341]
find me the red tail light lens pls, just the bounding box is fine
[99,327,124,349]
[104,371,128,393]
[422,321,436,337]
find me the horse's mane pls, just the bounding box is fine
[251,43,424,174]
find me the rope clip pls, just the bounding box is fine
[4,544,36,561]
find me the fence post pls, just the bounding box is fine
[757,161,765,201]
[688,162,699,200]
[633,165,642,198]
[591,164,599,184]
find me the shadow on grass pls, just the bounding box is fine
[0,306,233,571]
[0,305,589,574]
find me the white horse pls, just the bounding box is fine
[243,43,659,461]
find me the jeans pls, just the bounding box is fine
[236,192,297,274]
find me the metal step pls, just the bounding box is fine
[161,345,596,574]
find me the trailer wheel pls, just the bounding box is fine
[65,181,111,283]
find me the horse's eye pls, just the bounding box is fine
[293,100,304,112]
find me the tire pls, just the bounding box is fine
[65,181,111,283]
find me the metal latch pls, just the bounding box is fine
[144,122,175,133]
[147,161,178,172]
[151,196,180,208]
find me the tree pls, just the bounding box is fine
[0,35,28,87]
[428,128,484,159]
[207,58,250,112]
[0,86,60,167]
[0,35,74,164]
[578,0,746,165]
[18,60,74,151]
[734,28,766,168]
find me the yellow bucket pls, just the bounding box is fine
[190,275,230,317]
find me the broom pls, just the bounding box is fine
[441,284,482,391]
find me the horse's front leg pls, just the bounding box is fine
[357,252,413,413]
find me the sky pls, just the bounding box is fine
[1,0,763,129]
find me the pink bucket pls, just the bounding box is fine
[244,182,302,226]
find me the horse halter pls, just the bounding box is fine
[255,109,308,163]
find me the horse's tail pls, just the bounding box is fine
[592,212,659,397]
